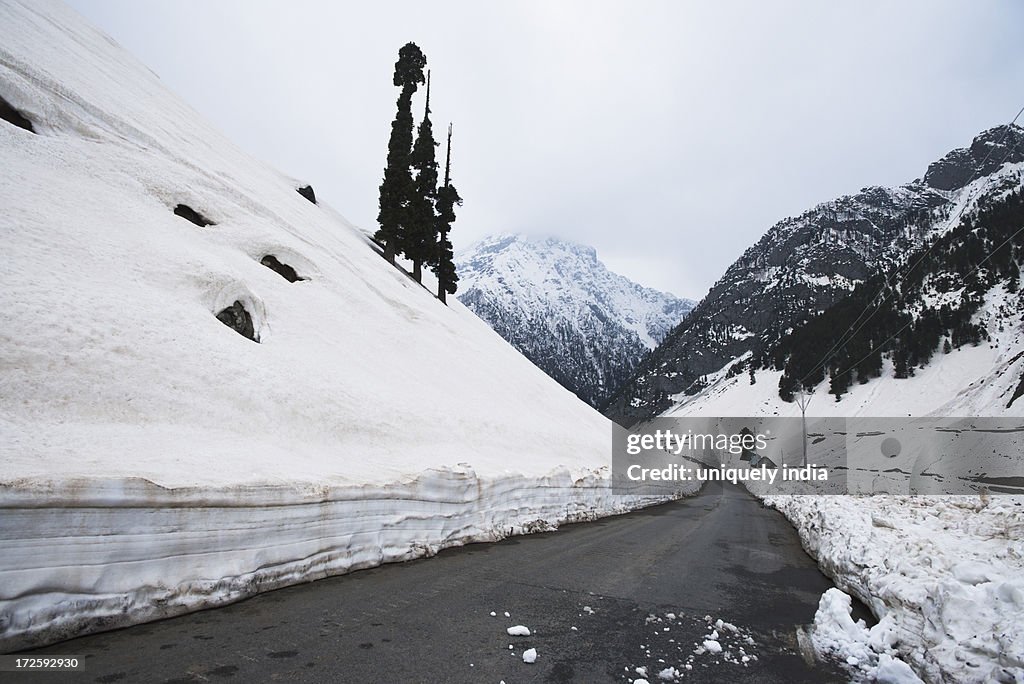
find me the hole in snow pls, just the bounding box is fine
[297,185,317,205]
[0,95,34,133]
[174,204,215,227]
[216,301,259,342]
[260,255,304,283]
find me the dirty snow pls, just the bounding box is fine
[769,494,1024,682]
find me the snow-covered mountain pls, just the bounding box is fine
[0,1,679,650]
[606,125,1024,424]
[455,234,694,407]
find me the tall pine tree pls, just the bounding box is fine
[375,43,427,263]
[404,71,439,283]
[433,123,461,304]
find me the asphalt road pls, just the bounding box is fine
[24,481,857,683]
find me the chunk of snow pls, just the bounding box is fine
[506,625,531,637]
[522,648,537,664]
[875,654,924,684]
[702,640,722,653]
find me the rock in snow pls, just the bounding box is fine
[0,0,686,651]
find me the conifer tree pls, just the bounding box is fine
[433,122,462,303]
[404,71,440,282]
[375,43,427,263]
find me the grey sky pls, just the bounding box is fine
[66,0,1024,301]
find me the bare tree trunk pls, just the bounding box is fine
[413,261,422,282]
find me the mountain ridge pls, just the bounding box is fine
[456,233,694,406]
[604,124,1024,425]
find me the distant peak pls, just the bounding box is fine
[463,233,597,260]
[924,123,1024,191]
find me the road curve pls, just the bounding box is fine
[25,481,854,683]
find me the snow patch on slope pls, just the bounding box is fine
[665,284,1024,419]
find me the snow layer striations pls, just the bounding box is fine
[0,1,680,650]
[775,495,1024,683]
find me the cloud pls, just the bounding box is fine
[67,0,1024,299]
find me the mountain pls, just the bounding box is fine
[605,124,1024,425]
[455,234,694,407]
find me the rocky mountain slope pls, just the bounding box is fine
[456,234,694,406]
[605,124,1024,425]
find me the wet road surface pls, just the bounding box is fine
[23,480,855,683]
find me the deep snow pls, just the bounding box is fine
[0,0,686,651]
[776,495,1024,683]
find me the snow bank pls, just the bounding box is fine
[810,588,923,683]
[0,1,686,650]
[1,468,664,652]
[768,494,1024,683]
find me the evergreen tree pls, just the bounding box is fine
[1007,261,1020,293]
[404,71,439,282]
[375,43,427,263]
[829,367,849,401]
[433,122,461,303]
[778,373,797,403]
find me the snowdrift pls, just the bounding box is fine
[773,495,1024,683]
[0,1,678,650]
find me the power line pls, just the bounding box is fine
[829,191,1024,385]
[796,108,1024,388]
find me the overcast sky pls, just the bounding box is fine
[66,0,1024,301]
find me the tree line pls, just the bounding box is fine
[375,42,461,304]
[773,188,1024,401]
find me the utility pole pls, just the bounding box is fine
[796,387,812,467]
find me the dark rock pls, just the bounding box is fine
[173,204,214,227]
[924,124,1024,191]
[216,301,258,342]
[1009,369,1024,409]
[260,255,302,282]
[297,185,317,204]
[0,94,34,133]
